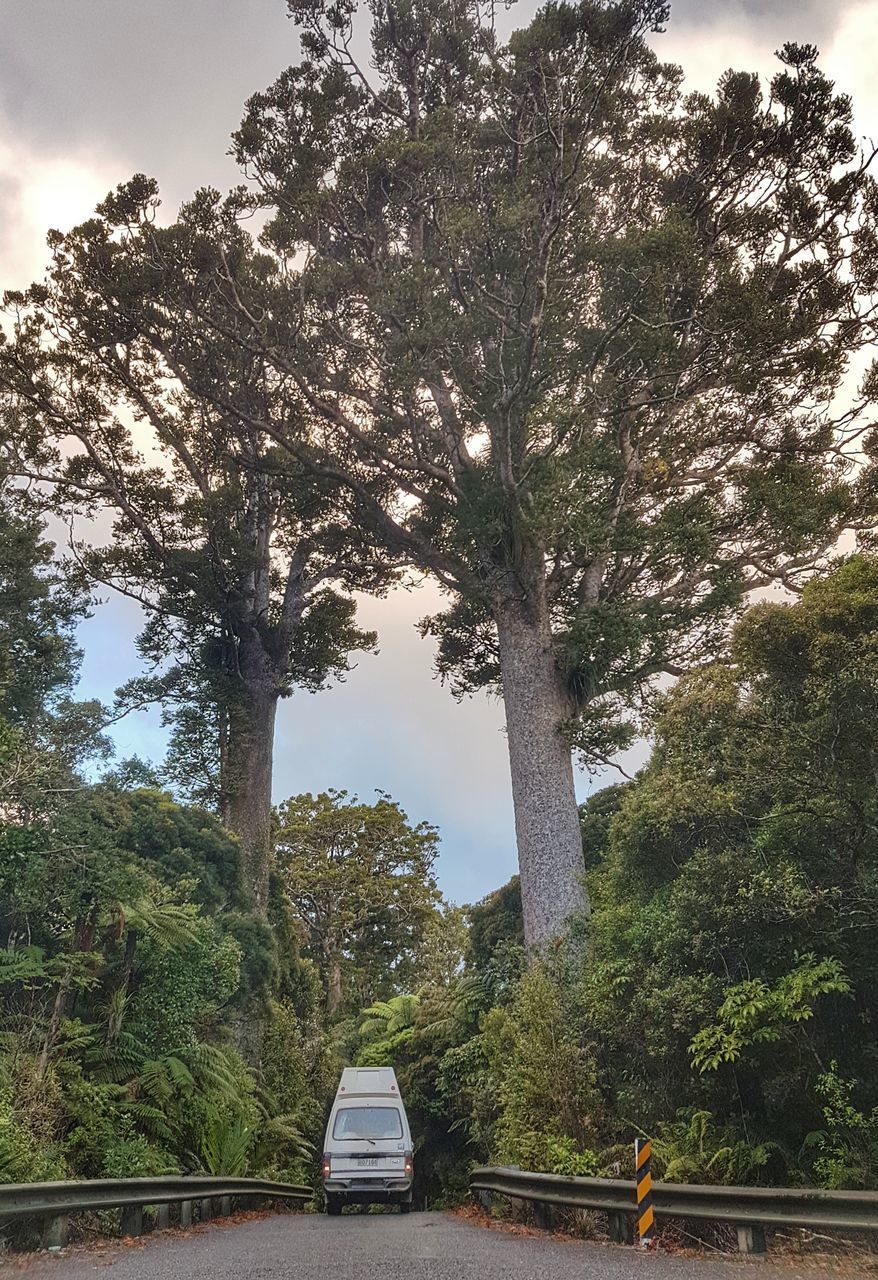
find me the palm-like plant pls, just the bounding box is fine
[653,1110,785,1185]
[359,994,420,1039]
[116,895,202,953]
[198,1104,313,1177]
[199,1111,252,1176]
[249,1112,313,1170]
[356,994,420,1066]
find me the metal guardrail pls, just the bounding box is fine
[0,1175,312,1250]
[470,1165,878,1254]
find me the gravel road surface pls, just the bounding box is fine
[4,1211,870,1279]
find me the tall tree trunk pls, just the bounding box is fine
[495,599,590,949]
[223,679,278,921]
[221,636,281,1071]
[324,944,344,1019]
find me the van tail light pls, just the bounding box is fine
[322,1153,332,1178]
[404,1151,413,1176]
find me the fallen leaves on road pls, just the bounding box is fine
[0,1208,303,1272]
[450,1204,878,1275]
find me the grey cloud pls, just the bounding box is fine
[0,164,48,289]
[0,0,296,210]
[0,0,852,222]
[0,168,22,256]
[666,0,845,43]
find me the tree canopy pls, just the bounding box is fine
[275,789,444,1016]
[0,215,392,934]
[580,554,878,1166]
[36,0,878,944]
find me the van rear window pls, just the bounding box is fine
[332,1106,403,1140]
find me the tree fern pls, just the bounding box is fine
[0,946,50,986]
[199,1111,251,1176]
[358,994,420,1038]
[120,895,202,953]
[118,1101,176,1144]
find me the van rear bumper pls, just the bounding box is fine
[324,1177,412,1204]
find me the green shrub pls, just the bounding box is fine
[0,1070,64,1183]
[101,1114,177,1178]
[545,1136,599,1178]
[807,1063,878,1190]
[489,964,598,1173]
[653,1110,783,1186]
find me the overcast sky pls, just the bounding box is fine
[2,0,877,904]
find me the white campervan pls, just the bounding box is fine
[321,1067,413,1214]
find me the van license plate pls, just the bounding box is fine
[357,1158,379,1167]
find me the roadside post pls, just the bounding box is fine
[635,1139,655,1247]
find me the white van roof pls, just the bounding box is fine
[335,1067,401,1099]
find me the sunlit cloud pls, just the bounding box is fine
[0,131,120,292]
[824,2,878,142]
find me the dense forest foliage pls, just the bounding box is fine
[1,485,876,1205]
[2,0,878,1225]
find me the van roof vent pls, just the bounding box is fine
[336,1067,400,1097]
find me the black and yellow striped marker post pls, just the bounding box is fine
[635,1138,655,1246]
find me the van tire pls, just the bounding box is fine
[326,1197,342,1216]
[399,1202,411,1214]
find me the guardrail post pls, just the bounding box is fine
[41,1213,68,1251]
[221,1195,232,1217]
[200,1196,213,1222]
[476,1190,492,1213]
[736,1224,767,1255]
[533,1201,555,1231]
[180,1199,192,1228]
[156,1204,170,1231]
[608,1210,634,1245]
[120,1205,143,1238]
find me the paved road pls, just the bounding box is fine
[7,1211,869,1279]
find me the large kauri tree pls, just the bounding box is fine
[0,214,390,923]
[24,0,878,947]
[234,6,878,946]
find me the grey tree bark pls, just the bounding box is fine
[326,951,343,1020]
[495,600,590,949]
[219,629,281,1069]
[222,674,278,921]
